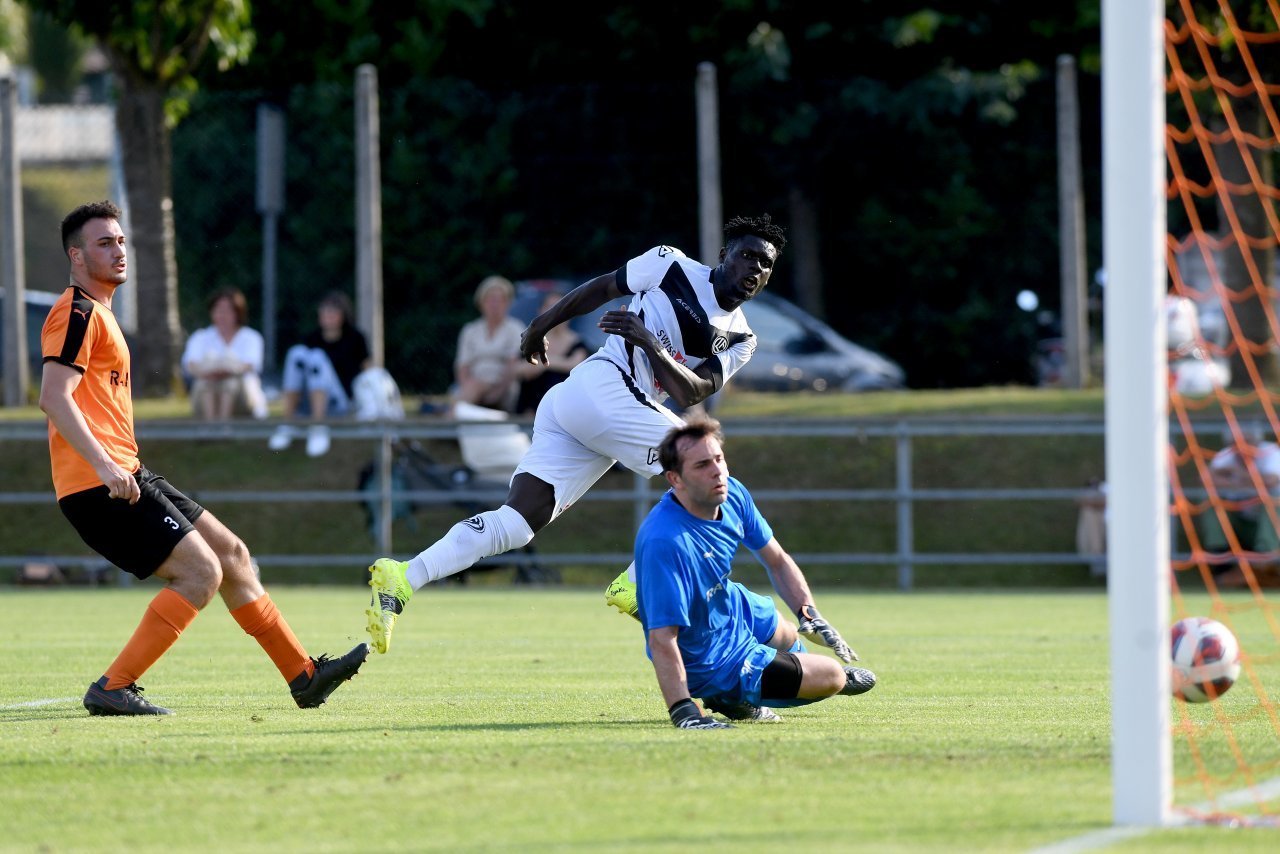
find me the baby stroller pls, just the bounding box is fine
[357,416,557,584]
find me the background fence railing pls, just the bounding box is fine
[0,416,1122,589]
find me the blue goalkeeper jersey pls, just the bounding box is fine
[635,476,774,697]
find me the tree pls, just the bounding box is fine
[174,0,1107,390]
[38,0,252,395]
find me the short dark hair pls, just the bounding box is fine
[658,416,725,475]
[61,200,123,254]
[724,214,786,253]
[318,290,355,325]
[208,286,249,326]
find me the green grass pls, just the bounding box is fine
[1,587,1276,852]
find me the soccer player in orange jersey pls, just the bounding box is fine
[39,200,368,716]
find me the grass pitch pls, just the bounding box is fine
[0,587,1273,852]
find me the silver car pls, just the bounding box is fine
[512,280,905,393]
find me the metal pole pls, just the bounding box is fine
[261,212,278,378]
[256,103,286,379]
[1103,0,1171,827]
[377,428,393,556]
[896,426,914,590]
[1,74,28,408]
[1057,54,1089,389]
[695,62,722,266]
[355,65,384,367]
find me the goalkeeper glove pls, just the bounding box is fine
[668,698,733,730]
[797,605,858,662]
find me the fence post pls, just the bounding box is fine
[896,423,914,590]
[376,425,393,557]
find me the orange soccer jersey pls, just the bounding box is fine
[41,286,139,499]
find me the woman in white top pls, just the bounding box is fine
[181,287,268,421]
[452,275,525,411]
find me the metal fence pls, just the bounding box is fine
[0,416,1110,589]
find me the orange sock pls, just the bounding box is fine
[229,593,314,684]
[103,587,200,690]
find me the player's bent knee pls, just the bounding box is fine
[796,653,847,699]
[159,537,223,607]
[218,535,251,574]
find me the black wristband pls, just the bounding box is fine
[798,604,819,621]
[668,698,697,715]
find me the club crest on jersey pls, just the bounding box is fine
[463,515,485,533]
[711,335,728,354]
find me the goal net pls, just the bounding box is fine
[1164,0,1280,825]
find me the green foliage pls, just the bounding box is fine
[25,6,90,100]
[42,0,252,123]
[0,0,24,60]
[166,0,1108,391]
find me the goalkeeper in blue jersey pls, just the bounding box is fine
[635,417,877,729]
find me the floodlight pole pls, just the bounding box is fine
[1103,0,1171,828]
[256,102,286,379]
[695,62,722,267]
[355,64,384,370]
[1,74,28,408]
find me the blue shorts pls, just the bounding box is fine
[709,584,815,708]
[736,582,779,645]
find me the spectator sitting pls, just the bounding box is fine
[452,275,524,412]
[268,290,370,457]
[1200,422,1280,587]
[514,291,589,415]
[181,286,268,421]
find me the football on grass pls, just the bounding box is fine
[1170,616,1241,703]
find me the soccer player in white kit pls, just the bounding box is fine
[364,215,787,654]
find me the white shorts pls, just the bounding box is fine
[514,358,684,520]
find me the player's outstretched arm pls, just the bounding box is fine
[648,626,732,729]
[521,273,623,365]
[754,538,858,662]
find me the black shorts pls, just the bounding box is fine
[58,464,205,579]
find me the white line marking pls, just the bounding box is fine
[1029,776,1280,853]
[0,697,78,710]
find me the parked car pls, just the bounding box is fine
[511,279,905,393]
[0,288,59,399]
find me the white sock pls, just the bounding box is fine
[406,504,535,588]
[625,561,636,584]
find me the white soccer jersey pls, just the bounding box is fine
[594,245,757,401]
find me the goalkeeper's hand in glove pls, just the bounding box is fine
[668,698,734,730]
[797,604,858,662]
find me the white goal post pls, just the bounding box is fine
[1103,0,1172,827]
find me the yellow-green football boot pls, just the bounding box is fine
[366,558,413,654]
[604,569,639,621]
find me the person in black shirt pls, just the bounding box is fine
[268,291,370,457]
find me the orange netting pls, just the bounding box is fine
[1165,0,1280,826]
